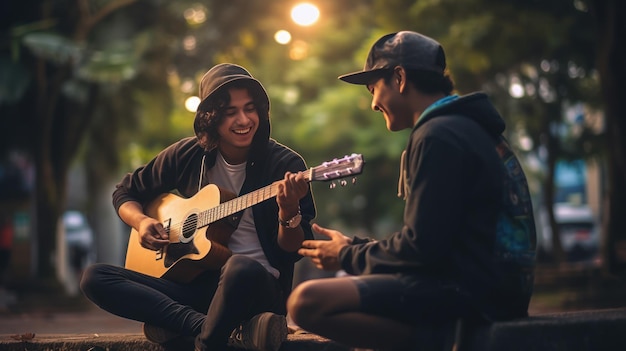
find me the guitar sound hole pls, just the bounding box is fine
[182,214,198,240]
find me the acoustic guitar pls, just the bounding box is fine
[124,153,364,283]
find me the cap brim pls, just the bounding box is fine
[338,69,387,85]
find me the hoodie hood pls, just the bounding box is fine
[416,92,505,137]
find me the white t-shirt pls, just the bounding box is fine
[206,152,280,278]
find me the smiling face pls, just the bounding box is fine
[216,87,260,164]
[367,70,414,132]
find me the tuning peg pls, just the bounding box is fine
[329,182,336,189]
[340,179,347,187]
[352,177,357,185]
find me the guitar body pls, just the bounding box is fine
[125,184,235,283]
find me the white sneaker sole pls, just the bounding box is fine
[254,313,288,351]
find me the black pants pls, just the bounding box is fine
[80,254,283,350]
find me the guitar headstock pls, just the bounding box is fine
[309,154,365,184]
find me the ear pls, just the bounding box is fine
[393,66,408,93]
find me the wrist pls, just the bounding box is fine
[278,202,299,219]
[279,208,302,228]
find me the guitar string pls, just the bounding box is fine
[169,183,279,242]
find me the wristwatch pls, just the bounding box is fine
[279,211,302,228]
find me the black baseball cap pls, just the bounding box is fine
[339,31,446,85]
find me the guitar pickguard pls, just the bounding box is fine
[164,242,200,268]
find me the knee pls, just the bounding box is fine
[287,280,325,329]
[221,255,265,285]
[79,263,111,299]
[223,255,264,275]
[79,263,98,294]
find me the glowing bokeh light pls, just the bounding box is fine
[509,83,525,98]
[291,3,320,26]
[185,96,201,112]
[274,30,292,45]
[289,40,309,60]
[183,36,197,51]
[183,5,207,25]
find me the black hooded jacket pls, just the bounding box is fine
[338,92,536,321]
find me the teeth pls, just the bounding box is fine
[233,128,251,134]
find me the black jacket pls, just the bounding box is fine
[113,135,316,310]
[339,93,536,321]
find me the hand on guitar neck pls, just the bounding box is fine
[276,171,310,252]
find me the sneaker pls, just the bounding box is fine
[143,323,180,344]
[228,312,288,351]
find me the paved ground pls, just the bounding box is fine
[0,287,142,335]
[0,302,142,335]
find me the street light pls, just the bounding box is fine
[291,3,319,26]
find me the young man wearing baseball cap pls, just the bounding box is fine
[289,31,536,350]
[81,63,316,351]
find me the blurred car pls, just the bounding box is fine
[63,211,95,272]
[536,203,599,263]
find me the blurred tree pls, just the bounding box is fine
[0,0,238,278]
[0,0,158,280]
[588,0,626,278]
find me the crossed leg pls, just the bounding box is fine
[287,276,417,350]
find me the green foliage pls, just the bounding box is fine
[0,0,610,251]
[21,32,81,65]
[96,1,604,236]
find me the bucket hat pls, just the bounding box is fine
[197,63,270,112]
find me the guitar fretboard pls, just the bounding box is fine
[196,169,313,228]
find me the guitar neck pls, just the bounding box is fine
[193,153,363,229]
[197,169,313,228]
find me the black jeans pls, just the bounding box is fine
[80,254,283,350]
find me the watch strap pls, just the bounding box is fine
[279,210,301,228]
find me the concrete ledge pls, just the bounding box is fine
[460,307,626,351]
[0,332,350,351]
[3,308,626,351]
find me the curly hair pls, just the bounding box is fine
[193,80,270,151]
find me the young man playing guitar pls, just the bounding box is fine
[81,63,316,351]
